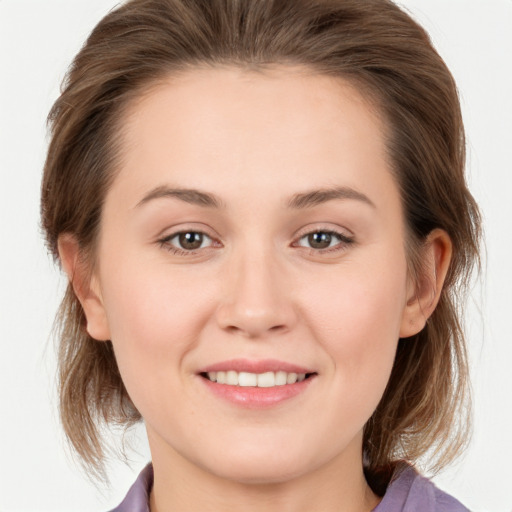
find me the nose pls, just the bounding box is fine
[215,247,297,338]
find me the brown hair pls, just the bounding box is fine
[41,0,481,489]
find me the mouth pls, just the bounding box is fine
[200,370,316,387]
[197,359,317,408]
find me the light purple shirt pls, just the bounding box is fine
[109,462,469,512]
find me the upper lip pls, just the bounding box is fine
[198,358,315,375]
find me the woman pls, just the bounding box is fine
[41,0,481,510]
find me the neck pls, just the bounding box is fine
[148,435,380,512]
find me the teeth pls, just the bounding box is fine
[275,371,287,385]
[205,370,310,387]
[238,372,257,387]
[286,372,297,384]
[257,371,275,388]
[226,370,238,385]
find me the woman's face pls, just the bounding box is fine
[86,66,419,483]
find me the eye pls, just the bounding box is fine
[296,230,354,251]
[159,230,214,253]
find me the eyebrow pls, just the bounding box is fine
[287,186,376,209]
[136,186,224,209]
[136,185,375,210]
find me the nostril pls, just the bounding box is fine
[221,322,289,338]
[215,299,296,337]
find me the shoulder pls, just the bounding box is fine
[108,463,153,512]
[373,463,470,512]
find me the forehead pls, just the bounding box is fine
[112,65,395,211]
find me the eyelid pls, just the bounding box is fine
[155,223,354,257]
[293,223,354,241]
[156,224,222,255]
[163,231,213,247]
[291,224,355,254]
[155,221,216,240]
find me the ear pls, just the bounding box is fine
[400,229,453,338]
[57,234,111,341]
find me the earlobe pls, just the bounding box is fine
[57,234,111,341]
[399,229,452,338]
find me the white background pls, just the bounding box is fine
[0,1,511,511]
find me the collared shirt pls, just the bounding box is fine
[109,462,469,512]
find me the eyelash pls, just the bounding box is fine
[158,231,218,256]
[157,228,355,256]
[293,229,355,255]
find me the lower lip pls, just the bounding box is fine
[199,375,315,409]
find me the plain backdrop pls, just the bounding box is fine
[0,1,511,511]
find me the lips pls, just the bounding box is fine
[199,358,314,375]
[197,359,317,408]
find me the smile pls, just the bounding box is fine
[198,359,317,407]
[203,370,310,387]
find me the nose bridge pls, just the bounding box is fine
[216,241,295,337]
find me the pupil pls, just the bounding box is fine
[308,232,331,249]
[179,232,203,250]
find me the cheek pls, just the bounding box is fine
[97,258,217,400]
[301,256,408,398]
[101,249,215,336]
[305,258,406,335]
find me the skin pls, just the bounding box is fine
[59,66,452,512]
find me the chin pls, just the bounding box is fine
[211,460,310,485]
[196,441,321,485]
